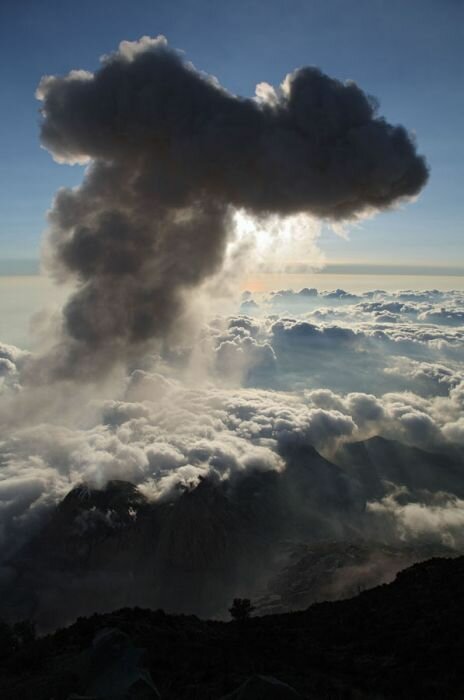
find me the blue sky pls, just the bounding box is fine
[0,0,462,271]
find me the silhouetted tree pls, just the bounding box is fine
[229,598,255,622]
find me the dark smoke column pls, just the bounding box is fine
[36,35,428,378]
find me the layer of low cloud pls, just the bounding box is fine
[1,287,464,561]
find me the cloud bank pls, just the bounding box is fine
[1,287,464,554]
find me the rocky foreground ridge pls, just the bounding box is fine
[0,554,463,698]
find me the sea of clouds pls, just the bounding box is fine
[1,285,464,561]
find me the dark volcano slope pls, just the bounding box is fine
[2,436,462,629]
[0,555,463,699]
[3,478,254,627]
[0,445,365,628]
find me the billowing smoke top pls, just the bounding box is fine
[36,36,428,377]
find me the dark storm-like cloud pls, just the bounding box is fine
[36,35,428,375]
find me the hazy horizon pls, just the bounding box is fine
[2,259,464,278]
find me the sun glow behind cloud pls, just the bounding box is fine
[230,209,325,278]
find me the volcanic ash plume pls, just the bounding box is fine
[36,35,428,377]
